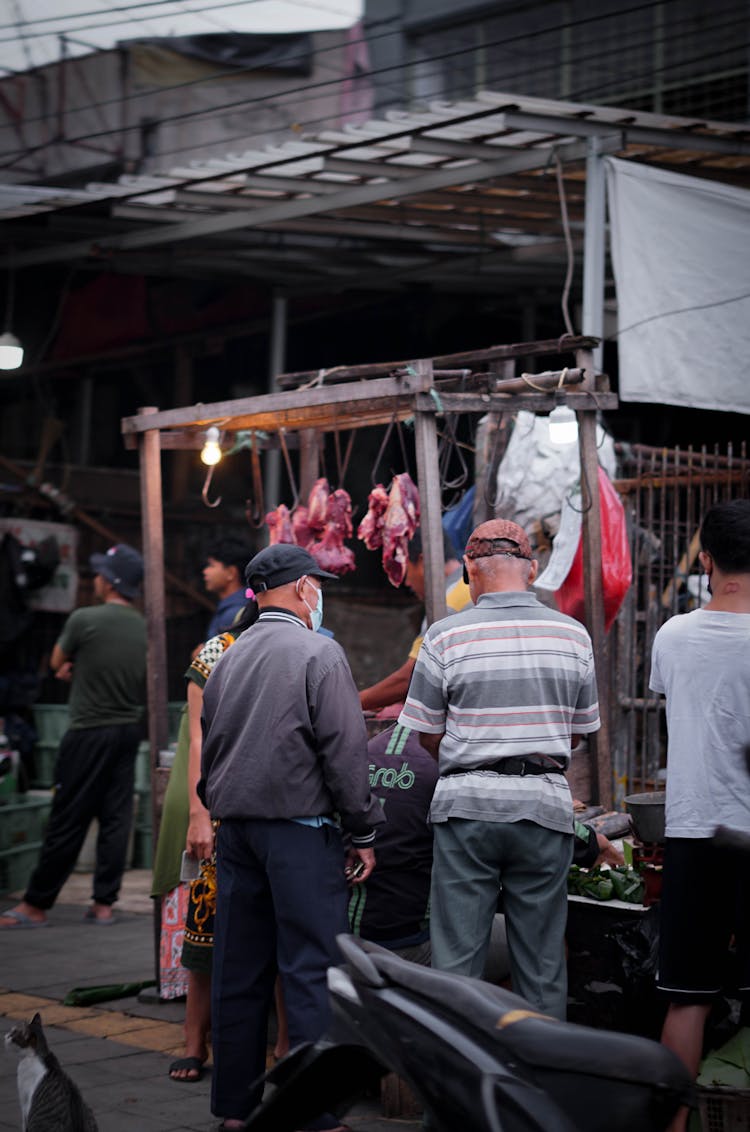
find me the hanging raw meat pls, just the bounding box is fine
[381,473,421,587]
[357,483,389,550]
[307,478,330,534]
[326,488,353,539]
[309,525,356,575]
[265,504,295,545]
[395,472,420,533]
[308,486,355,575]
[291,504,314,549]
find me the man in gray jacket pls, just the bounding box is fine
[200,544,384,1132]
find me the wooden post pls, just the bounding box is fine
[575,350,612,809]
[412,358,446,629]
[137,406,169,993]
[473,359,514,526]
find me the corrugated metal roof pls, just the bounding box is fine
[2,89,749,282]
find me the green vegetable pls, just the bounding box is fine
[567,864,644,903]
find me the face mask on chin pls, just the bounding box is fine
[300,579,324,632]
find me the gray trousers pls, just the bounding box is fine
[430,817,573,1019]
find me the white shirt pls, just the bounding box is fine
[650,607,750,838]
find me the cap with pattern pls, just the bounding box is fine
[465,519,533,561]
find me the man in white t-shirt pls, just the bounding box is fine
[650,498,750,1132]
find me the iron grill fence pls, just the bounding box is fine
[610,442,749,803]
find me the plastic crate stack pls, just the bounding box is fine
[698,1087,750,1132]
[131,703,185,870]
[0,794,53,897]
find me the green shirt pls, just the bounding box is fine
[57,603,146,729]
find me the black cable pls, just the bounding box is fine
[0,0,730,157]
[606,292,750,341]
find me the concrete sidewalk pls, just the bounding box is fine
[0,871,422,1132]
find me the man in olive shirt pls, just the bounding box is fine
[0,543,146,928]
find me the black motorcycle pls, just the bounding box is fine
[244,933,694,1132]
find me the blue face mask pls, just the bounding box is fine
[301,580,324,632]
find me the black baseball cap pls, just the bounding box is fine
[245,544,337,592]
[89,543,144,599]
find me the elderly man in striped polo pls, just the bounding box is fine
[398,518,600,1019]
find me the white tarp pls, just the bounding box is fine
[605,157,750,414]
[493,410,616,593]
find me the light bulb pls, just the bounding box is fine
[0,331,23,370]
[201,426,222,466]
[548,404,578,445]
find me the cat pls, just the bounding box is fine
[4,1013,98,1131]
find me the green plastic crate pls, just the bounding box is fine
[31,704,69,745]
[134,742,151,792]
[0,841,42,897]
[31,743,59,788]
[0,795,53,850]
[132,828,152,870]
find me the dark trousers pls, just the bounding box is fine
[25,723,141,910]
[211,818,349,1121]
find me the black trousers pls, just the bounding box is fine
[25,723,141,910]
[211,818,349,1122]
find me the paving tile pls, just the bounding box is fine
[0,990,52,1015]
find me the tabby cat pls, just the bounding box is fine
[4,1013,98,1131]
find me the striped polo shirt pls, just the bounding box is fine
[398,590,600,834]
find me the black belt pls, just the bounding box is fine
[442,757,567,778]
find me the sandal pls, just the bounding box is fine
[168,1056,205,1083]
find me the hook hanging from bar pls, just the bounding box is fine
[201,463,221,509]
[248,431,266,528]
[333,428,355,488]
[371,416,396,487]
[278,428,299,509]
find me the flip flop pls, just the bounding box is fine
[0,909,49,929]
[169,1056,205,1083]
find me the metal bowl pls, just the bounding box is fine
[624,791,666,844]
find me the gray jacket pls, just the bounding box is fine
[200,609,384,843]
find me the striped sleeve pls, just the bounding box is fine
[571,644,600,732]
[398,637,447,734]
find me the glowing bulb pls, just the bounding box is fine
[548,404,578,445]
[0,331,23,370]
[201,426,222,466]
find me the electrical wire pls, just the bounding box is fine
[0,0,357,33]
[554,153,575,337]
[3,27,745,180]
[0,0,358,44]
[606,291,750,341]
[0,0,736,153]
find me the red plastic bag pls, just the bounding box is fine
[555,467,632,632]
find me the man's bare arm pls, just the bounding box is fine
[419,732,443,761]
[359,657,416,712]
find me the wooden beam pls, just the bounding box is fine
[415,391,617,413]
[276,336,598,388]
[121,373,427,436]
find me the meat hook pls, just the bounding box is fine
[201,463,222,509]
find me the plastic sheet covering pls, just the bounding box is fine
[494,410,615,555]
[605,157,750,414]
